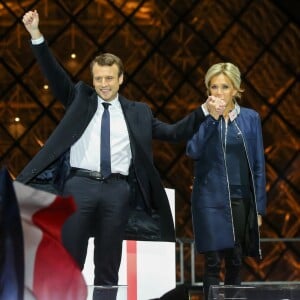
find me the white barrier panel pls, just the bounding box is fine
[83,188,176,300]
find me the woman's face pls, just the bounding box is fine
[209,73,237,108]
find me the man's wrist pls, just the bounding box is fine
[31,34,44,45]
[29,29,43,41]
[201,103,209,116]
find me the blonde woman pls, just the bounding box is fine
[187,62,266,300]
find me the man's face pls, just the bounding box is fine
[92,63,123,101]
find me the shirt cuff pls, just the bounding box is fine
[201,103,209,116]
[31,36,45,45]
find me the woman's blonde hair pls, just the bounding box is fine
[205,62,244,99]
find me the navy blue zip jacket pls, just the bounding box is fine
[186,103,266,257]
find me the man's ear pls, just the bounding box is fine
[119,74,124,85]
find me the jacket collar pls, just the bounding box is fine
[228,101,241,122]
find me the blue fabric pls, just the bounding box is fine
[222,119,251,198]
[186,105,266,256]
[101,102,111,178]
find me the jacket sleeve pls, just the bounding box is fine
[253,114,267,215]
[151,106,206,142]
[186,116,219,160]
[31,40,75,108]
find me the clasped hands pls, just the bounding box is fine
[204,96,226,120]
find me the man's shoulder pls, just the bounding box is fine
[75,81,94,94]
[119,95,149,109]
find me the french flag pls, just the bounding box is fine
[0,168,87,300]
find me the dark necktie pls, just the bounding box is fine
[101,102,111,178]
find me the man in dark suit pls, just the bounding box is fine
[18,10,224,290]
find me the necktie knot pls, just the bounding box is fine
[102,102,110,110]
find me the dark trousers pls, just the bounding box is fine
[203,198,250,300]
[61,174,130,286]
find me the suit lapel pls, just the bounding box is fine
[119,96,139,134]
[87,92,98,119]
[119,95,140,158]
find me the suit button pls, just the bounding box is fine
[31,169,37,174]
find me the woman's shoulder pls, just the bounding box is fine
[239,106,260,118]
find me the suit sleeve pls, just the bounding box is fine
[31,40,75,108]
[151,106,206,142]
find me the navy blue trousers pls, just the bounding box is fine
[62,174,130,286]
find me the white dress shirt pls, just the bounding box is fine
[70,96,132,175]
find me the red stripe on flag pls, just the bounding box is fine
[32,195,76,241]
[127,240,137,300]
[32,196,87,300]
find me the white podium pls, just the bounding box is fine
[83,188,176,300]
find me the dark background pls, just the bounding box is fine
[0,0,299,284]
